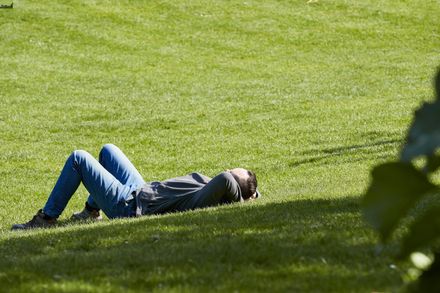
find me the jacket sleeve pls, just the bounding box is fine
[192,172,242,208]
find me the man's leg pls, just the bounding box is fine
[86,144,145,210]
[43,150,135,219]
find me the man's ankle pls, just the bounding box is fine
[85,202,100,212]
[40,209,56,220]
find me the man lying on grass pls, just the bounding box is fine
[12,144,260,230]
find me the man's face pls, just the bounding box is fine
[226,168,257,200]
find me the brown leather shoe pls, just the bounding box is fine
[11,209,57,230]
[71,208,102,221]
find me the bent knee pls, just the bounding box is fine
[99,143,117,155]
[71,150,93,161]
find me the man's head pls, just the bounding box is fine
[227,168,258,200]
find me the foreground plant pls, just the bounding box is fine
[362,68,440,292]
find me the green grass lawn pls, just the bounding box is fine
[1,0,439,291]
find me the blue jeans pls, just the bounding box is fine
[43,144,145,219]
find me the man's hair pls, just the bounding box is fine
[238,170,258,200]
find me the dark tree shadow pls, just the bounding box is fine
[0,196,402,292]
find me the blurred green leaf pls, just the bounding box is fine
[426,155,440,173]
[410,252,433,270]
[401,100,440,162]
[362,162,436,241]
[400,206,440,259]
[416,252,440,293]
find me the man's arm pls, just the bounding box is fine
[191,172,243,208]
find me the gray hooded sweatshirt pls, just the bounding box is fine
[134,172,243,216]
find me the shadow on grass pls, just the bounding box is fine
[0,196,402,292]
[290,139,401,167]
